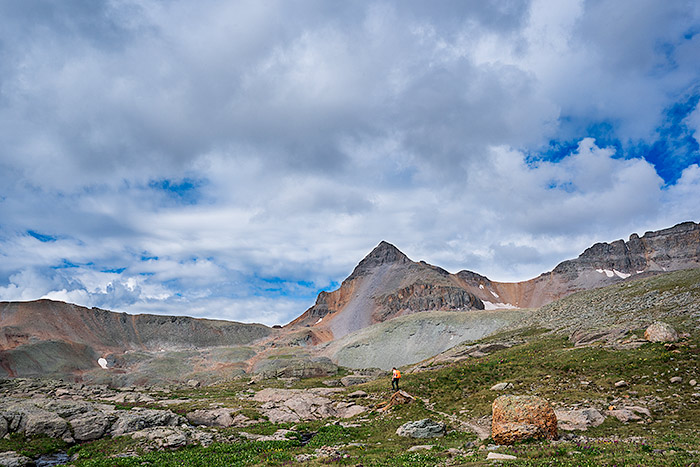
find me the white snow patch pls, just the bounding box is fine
[97,358,108,369]
[614,270,631,279]
[636,270,645,274]
[315,317,323,324]
[450,335,454,340]
[490,290,499,298]
[479,284,484,289]
[596,269,615,278]
[483,301,519,310]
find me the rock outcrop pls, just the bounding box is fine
[491,395,558,445]
[396,419,446,438]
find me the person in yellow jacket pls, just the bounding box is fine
[392,367,401,391]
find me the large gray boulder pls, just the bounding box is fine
[71,412,115,441]
[110,408,184,436]
[396,419,446,438]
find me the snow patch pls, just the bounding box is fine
[490,290,499,298]
[636,270,645,274]
[614,270,631,279]
[595,268,631,279]
[315,317,323,324]
[97,358,108,369]
[479,284,484,289]
[483,301,519,310]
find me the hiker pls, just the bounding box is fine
[392,367,401,391]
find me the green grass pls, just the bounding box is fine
[0,433,67,458]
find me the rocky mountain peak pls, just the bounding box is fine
[347,241,410,280]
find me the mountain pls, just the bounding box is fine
[2,221,699,381]
[457,220,700,308]
[288,241,484,340]
[290,221,700,341]
[0,300,272,378]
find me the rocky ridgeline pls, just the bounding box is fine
[514,268,700,334]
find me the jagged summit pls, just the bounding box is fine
[347,241,410,280]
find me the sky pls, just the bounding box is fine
[0,0,699,326]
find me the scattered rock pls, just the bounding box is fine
[614,380,628,388]
[487,452,517,460]
[0,451,33,467]
[670,376,682,383]
[570,327,628,346]
[340,375,371,387]
[70,412,115,441]
[407,445,433,452]
[490,382,513,391]
[347,390,368,398]
[110,408,184,436]
[239,429,294,441]
[491,395,557,445]
[186,408,239,427]
[644,322,679,343]
[690,380,697,386]
[130,427,188,449]
[396,419,446,438]
[555,408,605,431]
[186,380,201,389]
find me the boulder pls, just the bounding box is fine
[555,408,605,431]
[70,412,115,441]
[606,406,650,423]
[186,408,236,427]
[130,427,188,449]
[490,382,513,391]
[491,395,557,445]
[396,419,446,438]
[0,451,33,467]
[340,375,370,387]
[606,409,641,423]
[487,452,517,460]
[644,322,679,343]
[0,416,7,438]
[110,408,184,436]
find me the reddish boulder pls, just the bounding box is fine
[492,395,557,444]
[644,322,679,343]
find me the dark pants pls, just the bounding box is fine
[392,378,399,391]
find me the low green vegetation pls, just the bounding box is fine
[0,433,67,458]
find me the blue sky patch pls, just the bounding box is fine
[27,230,57,242]
[148,178,206,205]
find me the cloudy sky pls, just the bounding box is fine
[1,0,699,325]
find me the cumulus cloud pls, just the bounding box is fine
[0,1,699,324]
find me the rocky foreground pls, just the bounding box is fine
[1,318,698,466]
